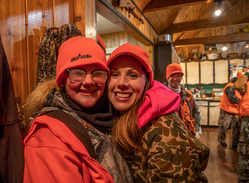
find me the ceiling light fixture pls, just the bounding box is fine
[245,41,249,48]
[214,0,224,16]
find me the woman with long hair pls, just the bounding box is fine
[107,43,210,183]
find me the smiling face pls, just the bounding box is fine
[64,64,106,108]
[107,56,147,112]
[168,73,182,89]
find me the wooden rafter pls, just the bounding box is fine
[174,32,249,45]
[143,0,210,13]
[163,14,249,34]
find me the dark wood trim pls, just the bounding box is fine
[143,0,208,13]
[163,14,249,34]
[129,0,159,35]
[174,33,249,45]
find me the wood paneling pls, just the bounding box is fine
[0,0,28,104]
[100,31,153,65]
[27,0,53,95]
[143,0,210,13]
[0,0,78,104]
[74,0,86,36]
[97,0,157,45]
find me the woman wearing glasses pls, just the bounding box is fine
[23,37,132,183]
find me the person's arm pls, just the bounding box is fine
[24,124,84,183]
[225,86,241,104]
[130,113,209,183]
[233,74,249,95]
[192,97,201,137]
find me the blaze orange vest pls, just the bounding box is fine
[219,83,242,114]
[239,81,249,117]
[180,89,196,134]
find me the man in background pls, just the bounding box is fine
[217,72,243,148]
[165,63,202,138]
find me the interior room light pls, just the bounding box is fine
[214,0,223,16]
[215,9,222,16]
[221,46,228,51]
[245,41,249,48]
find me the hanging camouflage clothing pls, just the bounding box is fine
[36,24,82,85]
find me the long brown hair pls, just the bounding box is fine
[111,81,150,159]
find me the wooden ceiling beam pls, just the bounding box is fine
[174,33,249,45]
[143,0,209,13]
[163,14,249,34]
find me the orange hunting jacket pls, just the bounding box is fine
[219,83,242,114]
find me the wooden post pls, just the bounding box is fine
[74,0,97,41]
[25,0,30,94]
[52,0,55,26]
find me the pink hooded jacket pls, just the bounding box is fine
[138,80,181,128]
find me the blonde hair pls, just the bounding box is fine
[23,79,58,130]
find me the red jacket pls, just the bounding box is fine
[219,82,242,114]
[23,115,114,183]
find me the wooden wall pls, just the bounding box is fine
[1,0,154,105]
[114,1,158,44]
[100,31,153,66]
[0,0,74,104]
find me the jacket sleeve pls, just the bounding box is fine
[129,113,210,183]
[225,86,241,104]
[192,97,202,133]
[23,124,85,183]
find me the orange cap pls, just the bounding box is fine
[56,36,109,87]
[166,63,184,80]
[107,43,153,83]
[237,72,243,79]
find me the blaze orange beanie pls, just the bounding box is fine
[107,43,153,84]
[56,36,109,87]
[166,63,184,80]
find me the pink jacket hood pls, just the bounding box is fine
[138,80,181,128]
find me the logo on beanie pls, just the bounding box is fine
[71,54,92,62]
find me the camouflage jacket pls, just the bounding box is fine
[128,112,210,183]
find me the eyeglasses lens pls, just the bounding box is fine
[69,69,107,83]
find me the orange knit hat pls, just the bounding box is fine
[56,36,109,87]
[166,63,184,80]
[107,43,153,84]
[237,72,243,79]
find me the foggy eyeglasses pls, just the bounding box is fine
[67,68,109,84]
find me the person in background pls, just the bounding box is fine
[232,72,249,183]
[107,43,210,182]
[217,72,243,148]
[23,36,133,183]
[165,63,202,138]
